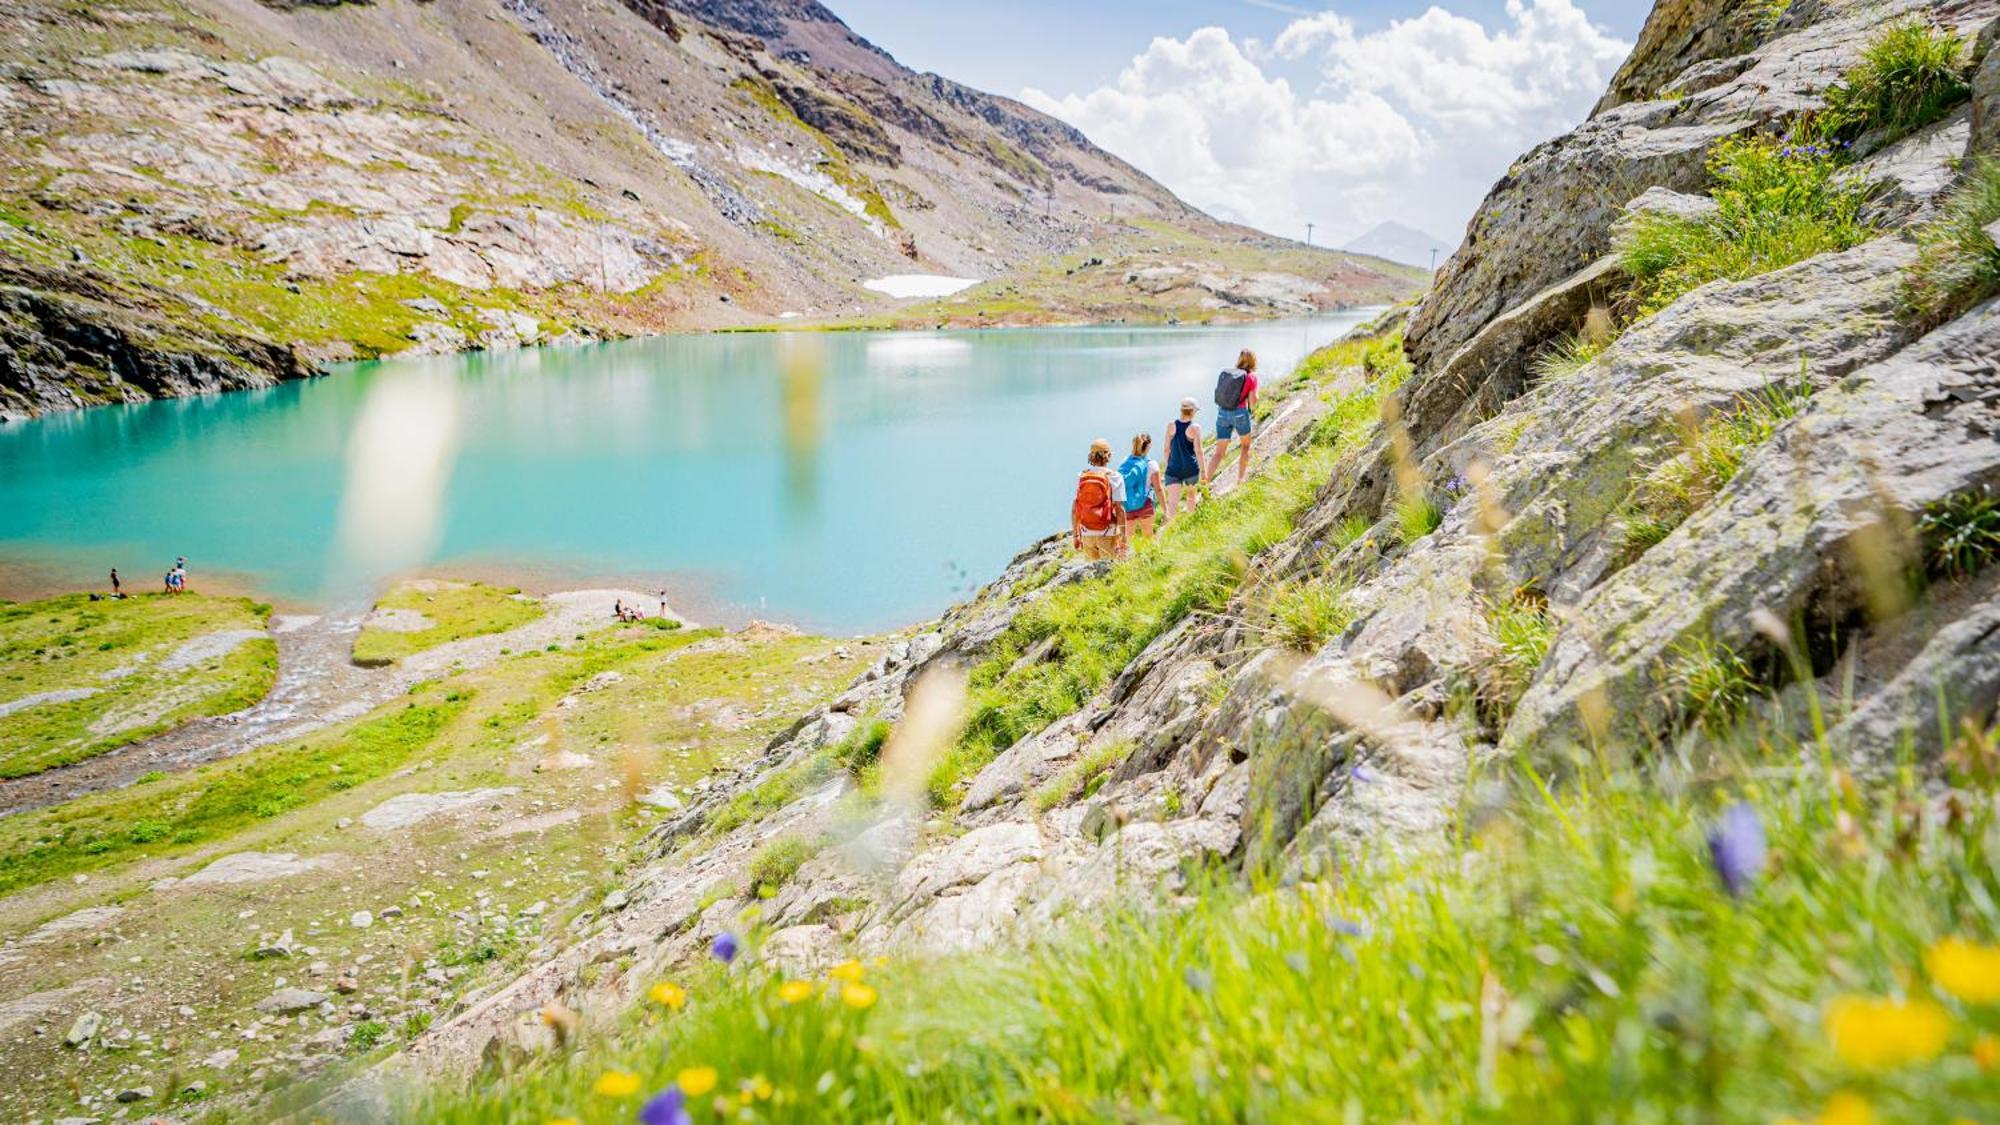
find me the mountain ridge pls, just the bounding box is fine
[0,0,1421,419]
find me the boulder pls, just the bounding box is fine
[255,988,331,1015]
[1506,294,2000,760]
[360,788,519,830]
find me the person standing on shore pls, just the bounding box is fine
[1163,397,1205,519]
[1207,350,1259,486]
[1071,438,1128,561]
[109,568,120,597]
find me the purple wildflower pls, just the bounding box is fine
[1706,802,1766,897]
[1350,765,1377,784]
[640,1087,690,1125]
[711,931,739,964]
[1329,917,1367,938]
[1183,967,1214,994]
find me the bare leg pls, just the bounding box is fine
[1205,438,1227,484]
[1236,437,1252,483]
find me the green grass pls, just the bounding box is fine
[0,690,465,894]
[1032,740,1135,812]
[415,716,2000,1123]
[747,836,821,897]
[1262,577,1356,653]
[0,593,276,778]
[350,581,545,666]
[1621,378,1813,555]
[1475,590,1556,726]
[1618,133,1873,317]
[1902,158,2000,326]
[1659,636,1761,734]
[1820,21,1970,143]
[1391,492,1444,546]
[1529,330,1611,382]
[709,753,838,836]
[1920,486,2000,580]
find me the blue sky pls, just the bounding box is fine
[834,0,1654,96]
[828,0,1656,245]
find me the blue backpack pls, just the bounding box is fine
[1118,455,1151,512]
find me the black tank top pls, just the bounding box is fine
[1167,418,1199,478]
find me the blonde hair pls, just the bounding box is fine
[1236,349,1257,373]
[1131,433,1152,456]
[1088,438,1112,466]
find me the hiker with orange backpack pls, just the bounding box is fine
[1072,438,1128,561]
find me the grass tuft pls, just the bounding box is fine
[1621,379,1812,556]
[747,836,821,897]
[1820,21,1969,143]
[1901,158,2000,326]
[1262,577,1356,653]
[1920,486,2000,580]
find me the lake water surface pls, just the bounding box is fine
[0,312,1377,633]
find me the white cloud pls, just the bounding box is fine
[1023,0,1630,247]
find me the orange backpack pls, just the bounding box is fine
[1073,470,1118,533]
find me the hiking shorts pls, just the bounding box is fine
[1216,407,1253,440]
[1164,468,1200,487]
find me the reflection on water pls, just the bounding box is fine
[328,371,462,602]
[779,334,825,515]
[0,313,1378,632]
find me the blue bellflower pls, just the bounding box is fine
[1707,802,1766,897]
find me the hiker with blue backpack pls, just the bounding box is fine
[1118,433,1165,541]
[1206,349,1259,486]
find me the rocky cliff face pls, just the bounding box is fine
[0,0,1417,419]
[349,0,2000,1093]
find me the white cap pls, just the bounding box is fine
[1179,396,1198,411]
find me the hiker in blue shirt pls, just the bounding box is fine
[1118,433,1165,541]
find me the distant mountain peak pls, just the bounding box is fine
[1341,222,1456,271]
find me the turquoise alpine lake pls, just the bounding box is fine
[0,312,1376,633]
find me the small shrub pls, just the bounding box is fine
[1901,158,2000,325]
[1329,514,1371,549]
[350,1020,390,1053]
[1920,487,2000,579]
[747,836,819,895]
[1032,740,1133,812]
[1618,133,1872,316]
[1264,578,1355,653]
[1820,21,1969,142]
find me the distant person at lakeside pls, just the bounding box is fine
[1207,349,1259,486]
[1071,438,1128,561]
[1163,396,1206,519]
[1119,433,1164,540]
[109,568,120,596]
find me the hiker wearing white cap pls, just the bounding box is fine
[1162,396,1206,521]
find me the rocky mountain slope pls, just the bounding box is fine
[0,0,1419,419]
[358,0,1998,1099]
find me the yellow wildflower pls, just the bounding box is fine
[677,1066,719,1097]
[829,959,866,983]
[1926,937,2000,1005]
[648,981,688,1010]
[1974,1033,2000,1070]
[549,1119,580,1125]
[748,1074,774,1101]
[778,979,815,1004]
[1817,1091,1874,1125]
[1824,995,1950,1070]
[593,1071,641,1098]
[841,981,878,1010]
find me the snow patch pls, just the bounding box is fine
[863,275,981,299]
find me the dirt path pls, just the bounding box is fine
[0,589,670,817]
